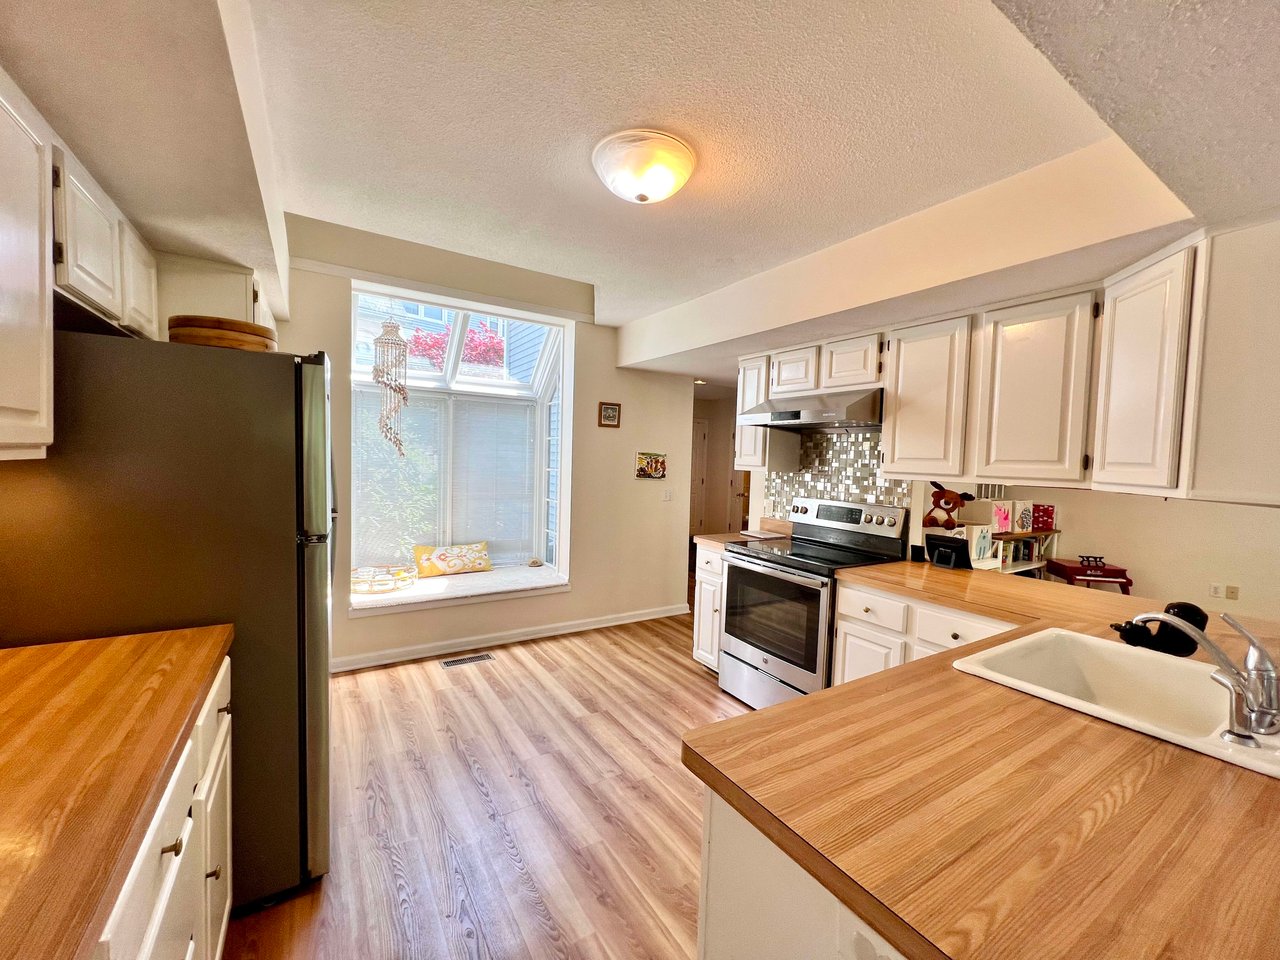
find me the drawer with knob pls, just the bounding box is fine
[915,606,1012,649]
[838,587,909,633]
[98,738,200,960]
[696,548,725,579]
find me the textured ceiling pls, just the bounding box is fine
[0,0,286,318]
[250,0,1111,324]
[993,0,1280,225]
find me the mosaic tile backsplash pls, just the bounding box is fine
[764,431,911,519]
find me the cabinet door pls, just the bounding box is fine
[138,813,202,960]
[1092,248,1194,488]
[692,573,723,670]
[973,293,1093,481]
[121,222,160,339]
[0,86,53,456]
[833,625,904,685]
[907,637,949,662]
[881,317,970,476]
[769,346,820,396]
[52,145,123,318]
[196,721,232,960]
[820,334,879,389]
[734,356,768,469]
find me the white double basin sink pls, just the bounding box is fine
[954,627,1280,778]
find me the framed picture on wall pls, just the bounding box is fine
[598,402,621,428]
[635,451,667,480]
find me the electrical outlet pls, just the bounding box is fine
[1211,583,1224,599]
[1211,584,1241,600]
[1225,585,1240,600]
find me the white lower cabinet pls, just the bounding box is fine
[97,658,231,960]
[692,548,724,671]
[833,625,904,685]
[700,791,908,960]
[834,585,1014,678]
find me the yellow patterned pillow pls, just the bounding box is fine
[413,542,493,578]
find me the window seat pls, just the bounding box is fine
[349,564,569,616]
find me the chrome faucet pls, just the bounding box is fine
[1133,611,1280,747]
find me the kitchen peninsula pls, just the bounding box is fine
[683,564,1280,960]
[0,625,233,960]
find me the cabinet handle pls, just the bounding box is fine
[863,606,872,614]
[217,701,232,716]
[713,608,719,615]
[950,632,961,641]
[206,865,223,881]
[161,836,184,858]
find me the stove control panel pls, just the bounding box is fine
[789,498,907,538]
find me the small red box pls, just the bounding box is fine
[1032,504,1056,532]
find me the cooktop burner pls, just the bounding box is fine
[724,537,891,577]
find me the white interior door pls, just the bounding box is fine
[972,292,1094,481]
[1093,248,1194,488]
[690,418,709,534]
[881,317,970,476]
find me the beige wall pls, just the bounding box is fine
[1007,486,1280,617]
[282,260,693,669]
[693,398,738,534]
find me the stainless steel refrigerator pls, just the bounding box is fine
[0,329,332,909]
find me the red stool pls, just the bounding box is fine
[1045,558,1133,595]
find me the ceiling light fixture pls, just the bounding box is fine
[592,129,696,205]
[693,379,707,384]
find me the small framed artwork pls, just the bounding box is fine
[598,401,622,428]
[635,451,667,480]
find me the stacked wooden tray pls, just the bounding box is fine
[167,315,277,352]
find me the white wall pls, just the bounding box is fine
[281,249,693,668]
[1007,486,1280,617]
[619,137,1190,368]
[693,398,738,534]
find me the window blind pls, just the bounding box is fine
[448,396,538,565]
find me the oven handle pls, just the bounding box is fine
[723,553,830,591]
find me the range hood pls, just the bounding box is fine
[738,388,882,432]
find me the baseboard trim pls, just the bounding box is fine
[330,603,692,673]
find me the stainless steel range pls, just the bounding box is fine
[719,497,909,709]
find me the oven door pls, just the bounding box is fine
[721,554,831,693]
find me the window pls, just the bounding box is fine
[350,290,569,591]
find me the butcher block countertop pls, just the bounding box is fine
[0,625,233,960]
[683,563,1280,960]
[693,518,791,553]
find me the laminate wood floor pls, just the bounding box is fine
[224,614,747,960]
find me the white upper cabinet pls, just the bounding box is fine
[734,355,769,469]
[0,79,54,459]
[881,317,970,477]
[1092,248,1194,489]
[972,292,1094,481]
[52,145,124,318]
[768,345,820,396]
[820,334,879,389]
[120,221,161,340]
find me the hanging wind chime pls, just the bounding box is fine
[372,320,409,456]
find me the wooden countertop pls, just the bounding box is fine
[683,563,1280,960]
[694,518,791,552]
[0,625,234,960]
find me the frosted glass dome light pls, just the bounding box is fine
[591,129,696,204]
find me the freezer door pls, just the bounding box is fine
[302,535,331,878]
[300,355,332,538]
